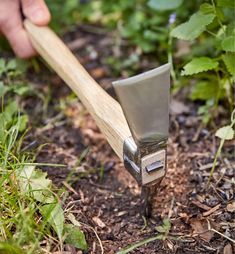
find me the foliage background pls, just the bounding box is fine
[46,0,235,124]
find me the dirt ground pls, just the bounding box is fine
[23,26,234,253]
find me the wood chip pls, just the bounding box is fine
[203,204,221,217]
[199,162,219,171]
[92,216,106,228]
[192,200,211,211]
[223,244,233,254]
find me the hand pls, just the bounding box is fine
[0,0,51,58]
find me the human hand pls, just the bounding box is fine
[0,0,50,58]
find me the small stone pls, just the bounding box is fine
[226,202,235,212]
[223,244,232,254]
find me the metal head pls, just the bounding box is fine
[113,63,170,216]
[113,64,170,145]
[112,63,171,187]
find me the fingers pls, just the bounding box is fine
[21,0,51,25]
[0,0,36,58]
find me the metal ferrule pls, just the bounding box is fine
[123,136,167,186]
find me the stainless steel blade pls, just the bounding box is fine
[112,63,171,145]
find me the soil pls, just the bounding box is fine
[22,25,234,254]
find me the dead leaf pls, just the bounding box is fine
[190,218,214,242]
[223,244,233,254]
[92,216,106,228]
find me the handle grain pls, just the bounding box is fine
[24,20,131,159]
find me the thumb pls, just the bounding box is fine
[21,0,51,25]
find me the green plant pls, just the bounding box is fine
[76,0,196,54]
[46,0,81,32]
[171,0,235,123]
[117,218,171,254]
[208,108,235,183]
[0,57,87,253]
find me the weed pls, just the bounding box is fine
[208,108,235,183]
[0,57,88,253]
[117,218,172,254]
[171,0,234,123]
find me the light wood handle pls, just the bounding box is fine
[24,20,131,160]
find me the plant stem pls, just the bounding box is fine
[211,0,225,35]
[116,235,162,254]
[208,138,224,185]
[208,110,235,184]
[167,29,178,88]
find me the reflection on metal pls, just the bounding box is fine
[113,63,170,144]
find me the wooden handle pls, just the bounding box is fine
[24,20,131,160]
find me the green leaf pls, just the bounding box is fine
[191,81,218,101]
[217,0,234,8]
[13,85,31,96]
[0,242,23,254]
[156,226,166,233]
[181,57,219,76]
[6,59,17,71]
[40,202,64,241]
[18,166,53,203]
[199,3,214,14]
[221,36,235,52]
[18,115,28,132]
[4,101,18,123]
[215,125,234,140]
[0,82,9,97]
[0,59,6,75]
[163,218,171,230]
[148,0,183,11]
[171,12,215,40]
[222,53,235,78]
[64,224,87,250]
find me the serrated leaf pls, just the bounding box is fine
[64,224,87,250]
[40,203,64,241]
[181,57,219,76]
[215,125,234,140]
[221,36,235,52]
[222,53,235,78]
[171,12,215,40]
[148,0,183,11]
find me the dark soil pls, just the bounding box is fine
[22,25,234,254]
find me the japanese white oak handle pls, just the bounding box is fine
[24,20,131,159]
